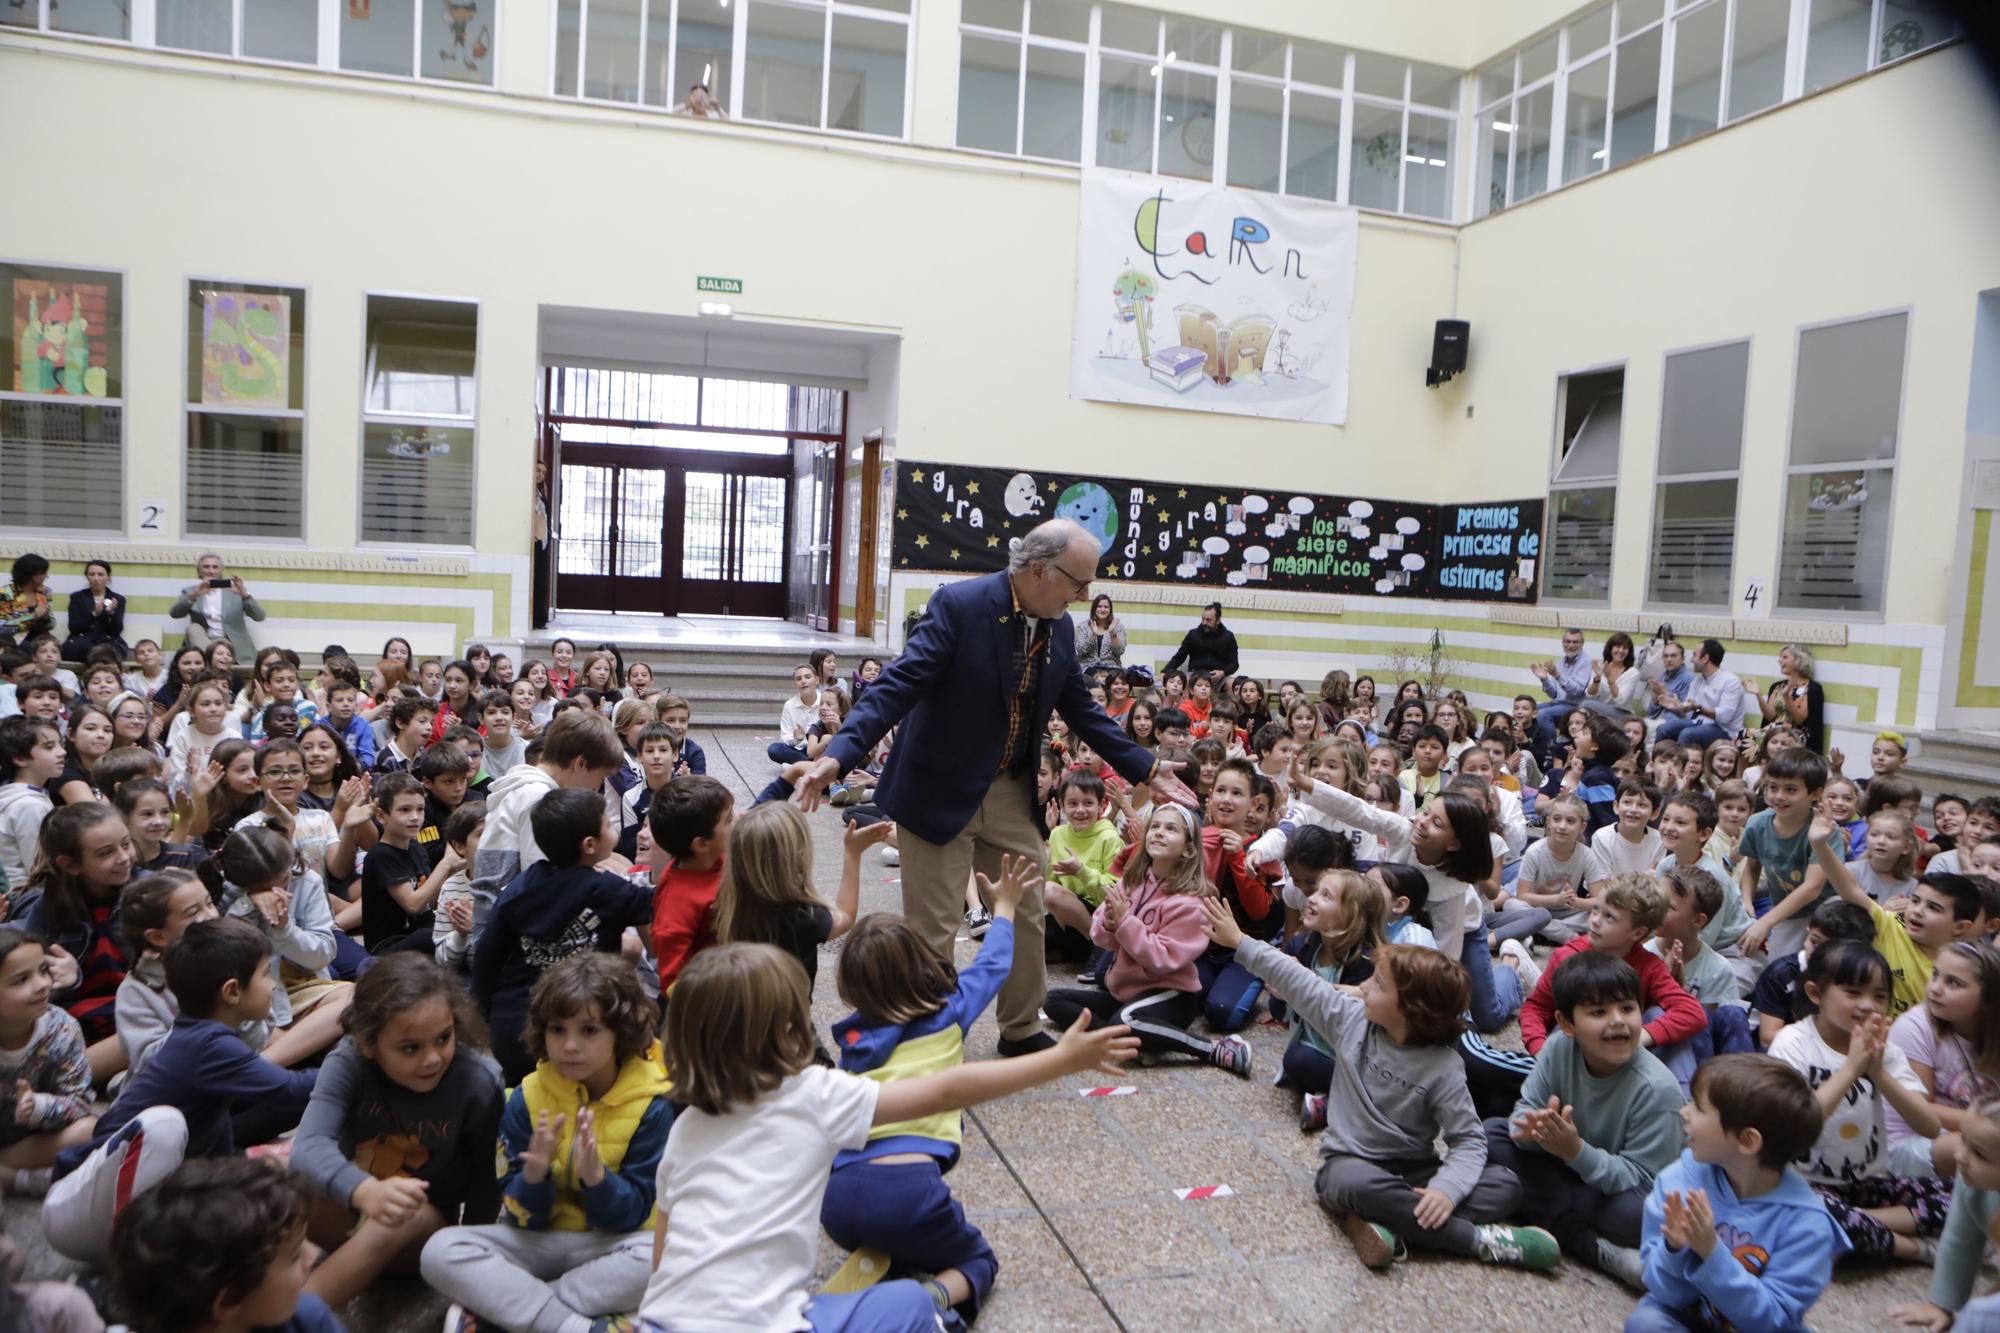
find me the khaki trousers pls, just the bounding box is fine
[895,770,1048,1041]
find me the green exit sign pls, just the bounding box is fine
[696,276,742,295]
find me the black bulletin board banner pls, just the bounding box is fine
[891,462,1543,604]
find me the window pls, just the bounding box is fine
[1546,368,1624,602]
[1609,19,1664,167]
[360,296,477,546]
[1727,0,1790,121]
[339,0,495,84]
[1804,0,1873,91]
[956,12,1453,219]
[0,263,123,533]
[185,282,307,540]
[1649,341,1749,607]
[558,0,910,138]
[1778,312,1907,614]
[1668,1,1725,145]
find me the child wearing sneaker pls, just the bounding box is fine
[1484,952,1685,1286]
[1279,869,1387,1133]
[1628,1054,1847,1332]
[1203,905,1553,1274]
[818,858,1035,1328]
[1042,805,1254,1079]
[422,953,673,1333]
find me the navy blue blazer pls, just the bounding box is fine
[826,571,1157,846]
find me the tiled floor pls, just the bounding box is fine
[4,726,1951,1331]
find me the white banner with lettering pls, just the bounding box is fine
[1069,169,1358,426]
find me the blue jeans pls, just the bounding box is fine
[1653,1004,1755,1096]
[1624,1298,1706,1331]
[648,1285,939,1333]
[1196,952,1265,1033]
[1280,1039,1335,1095]
[1655,717,1729,748]
[1533,701,1579,755]
[1460,919,1520,1033]
[768,740,809,765]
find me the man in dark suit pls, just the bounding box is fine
[795,519,1194,1055]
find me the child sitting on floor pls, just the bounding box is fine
[1485,952,1685,1287]
[1204,903,1555,1273]
[1628,1054,1845,1331]
[1889,1093,2000,1333]
[1044,805,1252,1078]
[1282,869,1387,1133]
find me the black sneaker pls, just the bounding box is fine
[996,1031,1057,1058]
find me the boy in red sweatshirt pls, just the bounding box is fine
[646,775,735,996]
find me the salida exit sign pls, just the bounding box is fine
[697,276,742,295]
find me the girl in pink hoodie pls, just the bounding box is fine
[1045,804,1253,1078]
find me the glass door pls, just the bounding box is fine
[555,459,673,613]
[676,469,789,616]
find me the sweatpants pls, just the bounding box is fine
[43,1106,189,1263]
[821,1159,996,1323]
[1459,1033,1537,1122]
[1482,1123,1645,1260]
[1314,1152,1521,1255]
[1043,987,1213,1062]
[1279,1040,1335,1095]
[421,1224,652,1333]
[1813,1174,1952,1260]
[1651,1005,1755,1097]
[1194,949,1264,1033]
[643,1282,939,1333]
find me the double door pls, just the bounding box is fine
[555,440,790,617]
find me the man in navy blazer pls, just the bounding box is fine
[797,519,1194,1055]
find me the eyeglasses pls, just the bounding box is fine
[262,768,305,780]
[1048,563,1093,600]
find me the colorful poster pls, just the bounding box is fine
[200,291,291,407]
[890,461,1543,605]
[1069,169,1357,425]
[11,280,112,397]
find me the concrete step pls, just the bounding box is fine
[1903,756,2000,805]
[1911,730,2000,771]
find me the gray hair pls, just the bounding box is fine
[1783,643,1816,678]
[196,552,222,567]
[1007,519,1093,576]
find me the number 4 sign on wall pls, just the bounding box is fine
[1742,577,1766,613]
[137,500,168,536]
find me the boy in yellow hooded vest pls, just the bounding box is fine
[421,953,674,1333]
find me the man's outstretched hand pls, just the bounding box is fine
[1150,758,1199,810]
[792,756,844,812]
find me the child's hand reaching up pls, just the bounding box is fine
[842,819,895,859]
[1198,896,1244,951]
[1050,1009,1141,1078]
[1808,812,1835,847]
[976,853,1042,923]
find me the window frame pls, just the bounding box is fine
[0,255,130,539]
[1645,335,1753,613]
[178,273,312,546]
[1770,305,1911,620]
[551,0,915,143]
[1543,359,1627,607]
[355,289,483,552]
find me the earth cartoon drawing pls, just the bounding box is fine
[1055,482,1118,553]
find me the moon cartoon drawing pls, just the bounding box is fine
[1003,473,1043,519]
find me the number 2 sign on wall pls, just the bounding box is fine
[138,500,167,535]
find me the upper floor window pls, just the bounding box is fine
[0,262,124,534]
[956,4,1458,221]
[1476,0,1960,218]
[553,0,911,139]
[1545,367,1623,602]
[3,0,496,85]
[361,295,478,546]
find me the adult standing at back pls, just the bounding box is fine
[1163,602,1239,681]
[168,553,265,659]
[62,559,127,661]
[1075,593,1127,677]
[1653,638,1747,749]
[794,519,1195,1056]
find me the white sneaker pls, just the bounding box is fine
[1499,939,1544,991]
[879,846,900,866]
[964,907,993,939]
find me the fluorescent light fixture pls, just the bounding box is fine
[1403,154,1424,164]
[1406,154,1446,166]
[1164,113,1175,122]
[1164,49,1176,63]
[1494,121,1513,131]
[698,302,734,318]
[1149,63,1160,76]
[703,62,712,83]
[1591,148,1606,159]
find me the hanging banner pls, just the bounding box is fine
[890,462,1543,604]
[1069,169,1357,425]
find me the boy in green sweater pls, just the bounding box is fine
[1485,951,1686,1289]
[1045,770,1124,948]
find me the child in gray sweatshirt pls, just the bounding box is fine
[1200,898,1557,1271]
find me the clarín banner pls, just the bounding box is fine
[891,462,1544,605]
[1069,169,1358,425]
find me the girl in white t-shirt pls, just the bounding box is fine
[1886,939,2000,1181]
[640,941,1137,1333]
[1768,939,1947,1263]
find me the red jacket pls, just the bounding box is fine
[651,857,724,993]
[1518,937,1706,1054]
[1200,826,1278,928]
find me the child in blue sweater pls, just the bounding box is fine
[43,917,316,1264]
[818,857,1031,1327]
[1627,1053,1848,1332]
